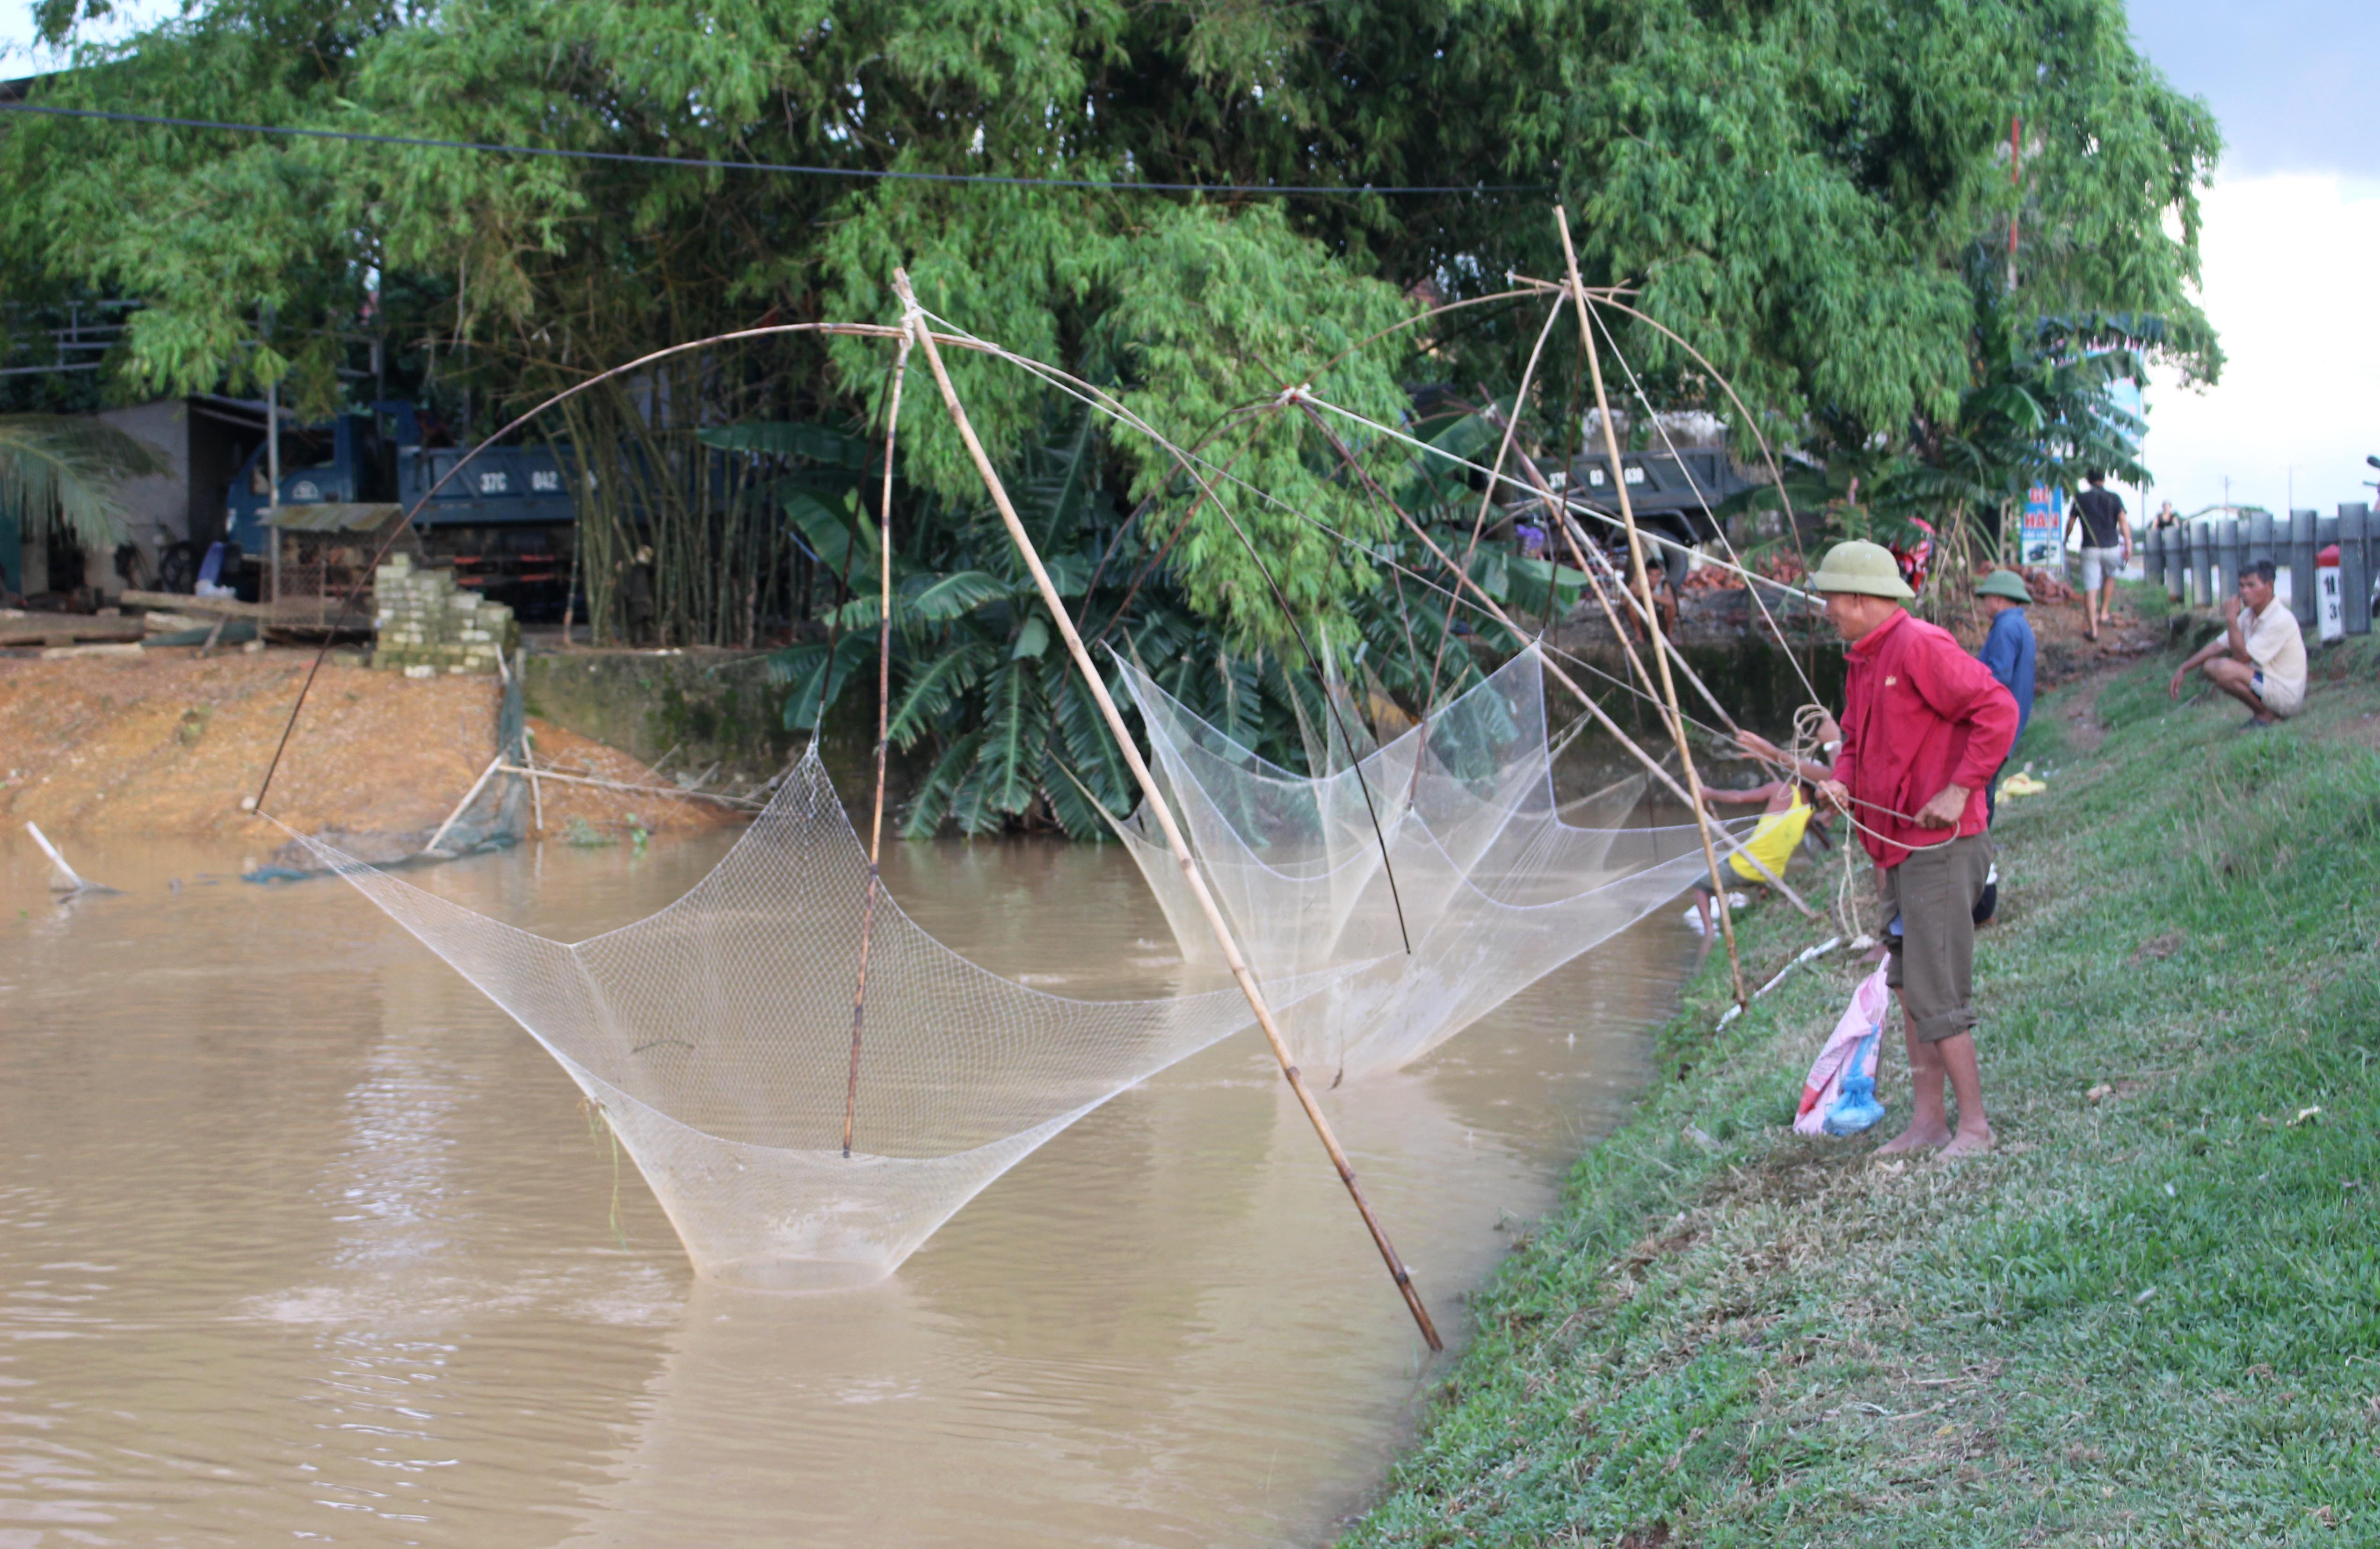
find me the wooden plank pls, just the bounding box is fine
[0,615,147,646]
[119,589,273,620]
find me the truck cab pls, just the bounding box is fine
[222,402,579,618]
[1558,446,1764,588]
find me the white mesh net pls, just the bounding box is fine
[283,753,1368,1289]
[288,648,1732,1288]
[1113,646,1732,1080]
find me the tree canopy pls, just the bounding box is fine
[0,0,2219,798]
[7,0,2220,468]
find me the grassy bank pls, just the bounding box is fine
[1350,601,2380,1546]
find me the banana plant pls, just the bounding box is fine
[0,413,169,556]
[755,394,1582,839]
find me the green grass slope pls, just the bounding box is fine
[1349,620,2380,1547]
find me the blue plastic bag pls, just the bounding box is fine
[1823,1031,1887,1135]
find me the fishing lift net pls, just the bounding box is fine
[284,752,1364,1290]
[1111,645,1735,1081]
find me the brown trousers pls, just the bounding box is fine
[1880,831,1994,1042]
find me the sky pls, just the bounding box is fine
[5,2,2376,520]
[2122,1,2380,519]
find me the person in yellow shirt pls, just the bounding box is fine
[1690,776,1822,936]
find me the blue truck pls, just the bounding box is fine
[223,401,579,617]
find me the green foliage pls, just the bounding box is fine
[4,0,2225,762]
[0,412,169,550]
[760,392,1533,838]
[4,0,2217,519]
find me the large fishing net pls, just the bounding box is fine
[287,647,1732,1288]
[283,753,1368,1289]
[1112,645,1732,1080]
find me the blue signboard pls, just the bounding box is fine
[2021,483,2065,567]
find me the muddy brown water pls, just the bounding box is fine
[0,825,1692,1547]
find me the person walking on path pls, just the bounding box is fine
[1807,542,2019,1158]
[2067,472,2130,642]
[2169,557,2307,726]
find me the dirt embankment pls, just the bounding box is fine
[0,650,740,845]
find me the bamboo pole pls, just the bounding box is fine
[896,271,1441,1352]
[1553,507,1742,737]
[522,728,546,836]
[842,332,912,1160]
[489,764,759,808]
[1555,207,1748,1005]
[1363,462,1814,918]
[425,752,506,855]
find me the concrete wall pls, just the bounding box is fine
[94,398,191,593]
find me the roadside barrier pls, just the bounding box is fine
[2142,501,2373,633]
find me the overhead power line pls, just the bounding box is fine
[0,101,1545,196]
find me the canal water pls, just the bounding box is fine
[0,823,1693,1547]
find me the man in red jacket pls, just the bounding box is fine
[1809,542,2019,1158]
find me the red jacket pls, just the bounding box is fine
[1836,609,2019,868]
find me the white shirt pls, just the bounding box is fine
[2244,599,2307,696]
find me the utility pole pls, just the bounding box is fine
[262,304,281,608]
[2007,115,2022,293]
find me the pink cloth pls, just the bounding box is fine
[1795,965,1891,1136]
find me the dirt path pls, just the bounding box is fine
[2052,673,2111,754]
[0,650,738,844]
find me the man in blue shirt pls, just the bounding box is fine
[1974,570,2036,818]
[1970,570,2036,927]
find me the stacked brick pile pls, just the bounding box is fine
[371,553,517,675]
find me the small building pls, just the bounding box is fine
[0,394,266,604]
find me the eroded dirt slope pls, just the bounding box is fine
[0,650,736,842]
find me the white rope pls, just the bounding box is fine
[1578,294,1825,708]
[909,304,1735,735]
[1292,394,1821,602]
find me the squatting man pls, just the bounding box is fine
[2169,557,2307,728]
[1805,541,2019,1157]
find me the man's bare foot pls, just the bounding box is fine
[1938,1127,1995,1158]
[1875,1122,1951,1155]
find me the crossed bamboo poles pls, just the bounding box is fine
[252,215,1819,1355]
[892,270,1443,1351]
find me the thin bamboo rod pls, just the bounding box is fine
[488,764,759,808]
[896,271,1441,1353]
[1425,306,1565,710]
[425,752,506,855]
[843,333,912,1160]
[1365,455,1814,917]
[1556,511,1742,736]
[1556,208,1747,1005]
[522,727,546,836]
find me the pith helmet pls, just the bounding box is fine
[1974,569,2032,603]
[1807,540,1916,600]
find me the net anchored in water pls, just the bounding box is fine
[286,753,1367,1289]
[1112,645,1734,1081]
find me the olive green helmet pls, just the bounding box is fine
[1974,569,2032,603]
[1807,540,1916,600]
